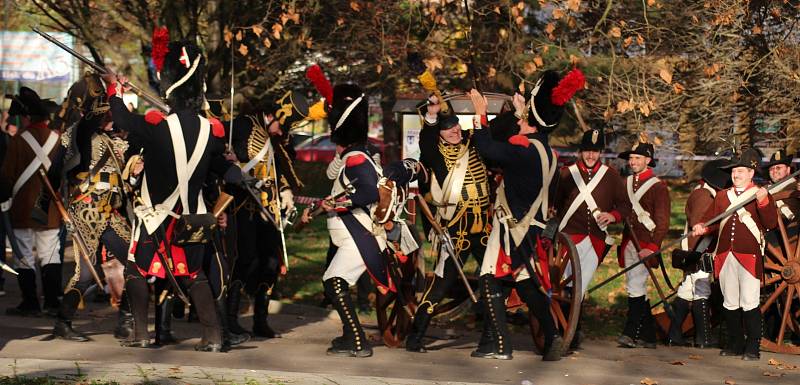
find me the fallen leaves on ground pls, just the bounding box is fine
[688,354,703,360]
[768,358,798,370]
[723,378,735,384]
[640,377,658,385]
[763,371,783,377]
[670,360,686,365]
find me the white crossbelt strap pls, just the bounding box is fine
[714,187,761,255]
[136,115,210,235]
[767,176,797,220]
[333,150,387,251]
[242,137,272,173]
[627,175,659,231]
[681,183,717,250]
[559,164,609,231]
[1,130,58,212]
[429,146,469,221]
[506,139,556,247]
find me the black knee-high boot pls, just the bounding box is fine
[405,301,434,352]
[692,299,712,348]
[226,280,249,335]
[155,296,177,345]
[471,276,512,360]
[53,288,89,341]
[114,291,134,339]
[742,308,761,361]
[323,277,372,357]
[619,296,646,347]
[216,295,250,350]
[41,263,62,316]
[252,285,279,338]
[720,308,744,356]
[120,276,151,348]
[517,278,562,361]
[639,299,657,348]
[667,297,691,346]
[7,268,41,316]
[188,281,223,352]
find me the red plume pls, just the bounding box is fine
[305,64,333,106]
[151,26,170,73]
[550,68,585,106]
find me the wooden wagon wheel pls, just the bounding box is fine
[760,203,800,355]
[375,248,421,347]
[528,232,582,354]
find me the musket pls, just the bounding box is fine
[293,179,358,231]
[37,168,104,289]
[31,27,170,113]
[416,195,478,303]
[589,167,800,294]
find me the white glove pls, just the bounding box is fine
[280,189,294,211]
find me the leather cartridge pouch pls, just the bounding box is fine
[172,213,217,245]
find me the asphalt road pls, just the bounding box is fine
[1,270,799,385]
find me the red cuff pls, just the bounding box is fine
[480,114,488,126]
[609,210,621,223]
[641,242,659,252]
[757,196,770,207]
[107,83,118,97]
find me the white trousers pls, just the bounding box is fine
[563,236,599,297]
[322,217,367,286]
[623,242,649,298]
[719,252,760,311]
[676,271,711,301]
[13,228,61,268]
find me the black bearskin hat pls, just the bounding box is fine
[328,83,368,146]
[524,68,585,133]
[158,41,206,112]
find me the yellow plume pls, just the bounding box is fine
[418,70,438,92]
[306,100,327,120]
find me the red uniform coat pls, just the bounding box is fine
[619,168,671,267]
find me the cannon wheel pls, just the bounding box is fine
[375,248,421,347]
[527,232,582,354]
[761,205,800,355]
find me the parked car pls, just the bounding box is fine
[295,134,386,164]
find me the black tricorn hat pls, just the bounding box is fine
[577,128,605,151]
[618,134,657,167]
[762,149,793,169]
[159,41,206,112]
[328,83,368,146]
[701,158,733,191]
[7,87,52,117]
[720,148,761,170]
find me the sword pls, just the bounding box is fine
[37,168,104,289]
[416,195,477,303]
[292,179,358,231]
[267,142,291,271]
[589,167,800,294]
[31,27,170,113]
[150,226,192,307]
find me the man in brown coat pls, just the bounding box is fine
[616,137,671,349]
[0,87,63,317]
[693,148,777,360]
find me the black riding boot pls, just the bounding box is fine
[692,299,713,348]
[40,263,62,317]
[720,308,744,356]
[639,299,657,348]
[252,287,279,338]
[120,277,151,348]
[471,276,512,360]
[7,268,41,316]
[188,281,223,352]
[53,288,89,342]
[619,296,645,347]
[114,292,134,340]
[667,297,691,346]
[217,297,249,350]
[405,302,434,352]
[226,281,249,335]
[323,277,372,357]
[742,309,761,361]
[155,296,177,345]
